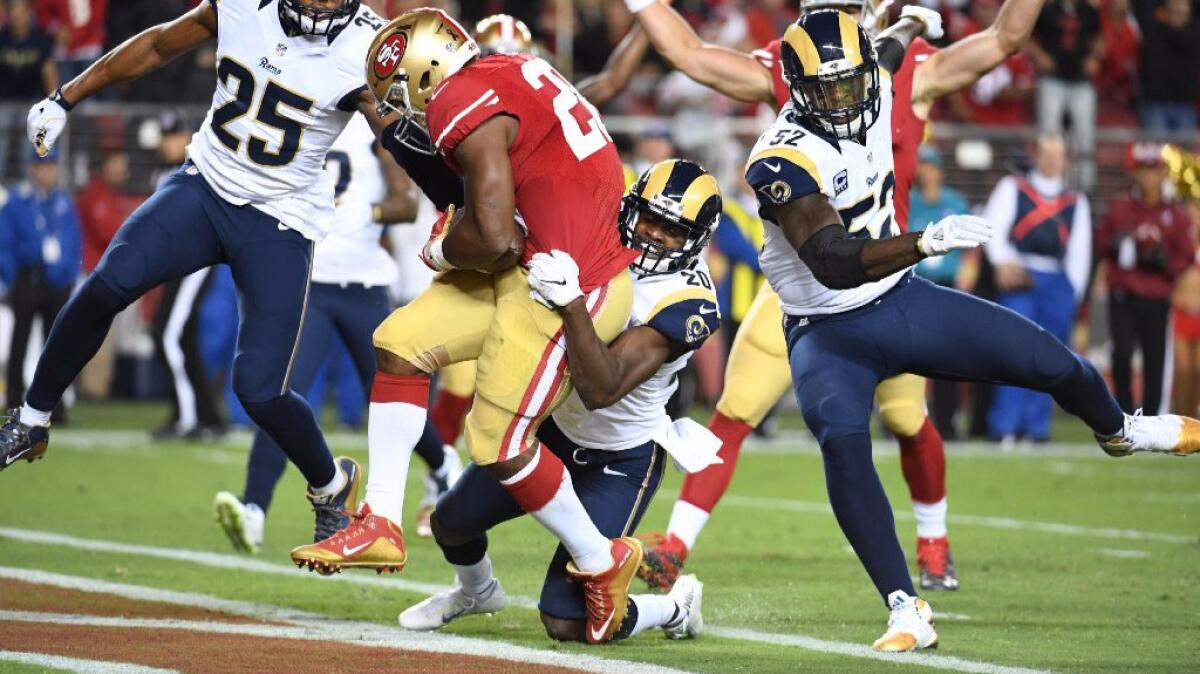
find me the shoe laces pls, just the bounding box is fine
[312,501,362,542]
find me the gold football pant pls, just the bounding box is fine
[373,267,633,466]
[440,360,477,398]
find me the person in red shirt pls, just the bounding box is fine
[1098,143,1197,415]
[76,151,135,274]
[35,0,107,81]
[943,0,1037,126]
[1096,0,1140,126]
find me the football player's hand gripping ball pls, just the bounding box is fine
[27,93,69,157]
[419,205,458,272]
[528,250,583,309]
[918,214,992,256]
[900,5,944,40]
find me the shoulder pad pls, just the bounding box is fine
[745,144,824,208]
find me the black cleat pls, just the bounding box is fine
[0,411,50,472]
[306,456,362,542]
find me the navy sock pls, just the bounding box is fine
[821,432,915,604]
[26,277,127,412]
[413,419,446,472]
[243,429,290,513]
[439,532,489,566]
[241,392,335,488]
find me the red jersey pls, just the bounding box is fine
[1098,196,1196,300]
[36,0,107,57]
[426,54,636,291]
[757,37,937,233]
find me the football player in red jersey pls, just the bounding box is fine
[623,0,1045,593]
[290,8,643,644]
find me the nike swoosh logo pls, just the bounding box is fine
[765,162,782,173]
[441,607,468,624]
[602,465,627,477]
[699,305,718,315]
[4,445,34,466]
[543,279,567,286]
[341,541,371,557]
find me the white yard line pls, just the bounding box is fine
[0,651,180,674]
[1093,548,1152,559]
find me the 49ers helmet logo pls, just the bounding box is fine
[374,33,408,79]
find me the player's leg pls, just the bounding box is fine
[2,166,224,469]
[986,286,1038,441]
[430,360,477,446]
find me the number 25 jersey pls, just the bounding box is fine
[187,0,383,242]
[425,53,638,292]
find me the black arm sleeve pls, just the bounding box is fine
[797,224,870,290]
[874,37,906,75]
[380,120,465,212]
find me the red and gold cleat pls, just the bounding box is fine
[635,532,688,592]
[568,537,644,644]
[916,536,958,591]
[290,503,407,575]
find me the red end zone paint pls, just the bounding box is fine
[374,33,408,79]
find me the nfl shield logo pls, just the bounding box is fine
[276,43,287,57]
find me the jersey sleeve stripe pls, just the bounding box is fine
[746,146,823,187]
[433,88,499,152]
[645,287,718,324]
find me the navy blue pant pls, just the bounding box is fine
[434,419,666,620]
[785,275,1123,602]
[25,163,335,487]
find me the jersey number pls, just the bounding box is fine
[682,269,713,290]
[521,59,612,162]
[211,58,315,167]
[838,171,896,240]
[325,150,352,199]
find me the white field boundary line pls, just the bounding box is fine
[0,537,1049,674]
[720,495,1198,545]
[0,568,689,674]
[0,651,180,674]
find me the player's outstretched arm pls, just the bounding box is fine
[911,0,1046,106]
[576,24,651,108]
[628,1,775,104]
[873,8,940,74]
[442,116,522,272]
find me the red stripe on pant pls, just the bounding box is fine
[678,411,754,512]
[898,417,946,504]
[370,372,430,407]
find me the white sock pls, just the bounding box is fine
[666,500,710,551]
[453,555,495,596]
[19,404,51,428]
[310,462,346,497]
[629,594,681,637]
[364,401,424,524]
[913,498,948,539]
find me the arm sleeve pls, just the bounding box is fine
[646,296,721,351]
[874,37,906,75]
[713,215,762,271]
[1064,194,1092,301]
[426,74,507,158]
[983,176,1021,265]
[380,121,465,211]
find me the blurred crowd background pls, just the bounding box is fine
[1,0,1198,445]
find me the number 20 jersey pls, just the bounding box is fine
[187,0,383,241]
[425,53,637,292]
[745,73,907,316]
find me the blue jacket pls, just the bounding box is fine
[0,182,82,290]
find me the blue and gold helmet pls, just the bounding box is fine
[780,9,881,140]
[278,0,360,39]
[620,159,722,275]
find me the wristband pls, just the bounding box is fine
[50,87,75,112]
[428,239,456,271]
[372,204,383,223]
[626,0,657,13]
[914,233,928,258]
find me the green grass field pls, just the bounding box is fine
[1,401,1197,673]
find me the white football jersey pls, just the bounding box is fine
[745,74,906,316]
[310,115,398,287]
[187,0,385,241]
[553,260,721,451]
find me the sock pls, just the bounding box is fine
[665,500,709,552]
[913,497,948,539]
[364,372,430,524]
[453,555,495,596]
[243,428,290,513]
[412,419,446,471]
[500,444,612,573]
[677,412,753,512]
[309,461,346,497]
[628,594,681,637]
[241,392,335,488]
[430,389,472,445]
[19,404,52,428]
[897,417,946,504]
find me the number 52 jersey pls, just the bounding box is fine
[188,0,384,242]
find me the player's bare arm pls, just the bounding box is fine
[444,116,523,273]
[911,0,1047,107]
[576,25,651,107]
[372,143,420,225]
[632,1,775,104]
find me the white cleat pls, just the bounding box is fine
[213,491,264,555]
[872,590,938,652]
[399,578,507,631]
[663,574,704,640]
[1098,411,1200,457]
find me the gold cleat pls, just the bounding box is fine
[872,592,938,653]
[290,503,407,575]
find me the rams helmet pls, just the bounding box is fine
[475,14,536,55]
[799,0,892,35]
[367,8,480,155]
[781,9,881,140]
[620,159,722,275]
[278,0,360,39]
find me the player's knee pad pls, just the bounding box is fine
[428,511,474,548]
[801,392,873,447]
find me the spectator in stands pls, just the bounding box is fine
[1028,0,1103,188]
[630,127,675,177]
[1099,143,1196,414]
[983,136,1092,444]
[36,0,107,83]
[1138,0,1200,132]
[944,0,1037,126]
[712,177,764,346]
[0,145,81,415]
[0,0,58,178]
[1097,0,1140,127]
[909,145,972,439]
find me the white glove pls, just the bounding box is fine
[900,5,944,40]
[528,250,583,309]
[625,0,658,13]
[918,214,992,256]
[27,93,70,157]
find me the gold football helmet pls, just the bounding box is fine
[367,8,479,154]
[475,14,535,55]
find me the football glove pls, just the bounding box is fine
[528,250,583,310]
[419,205,458,272]
[900,5,944,40]
[27,90,71,157]
[918,214,992,257]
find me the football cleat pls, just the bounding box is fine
[872,590,938,652]
[0,412,49,473]
[636,532,688,591]
[290,502,407,575]
[916,536,959,592]
[1098,411,1200,457]
[306,456,362,543]
[398,578,508,631]
[663,574,704,640]
[568,537,644,644]
[213,491,264,555]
